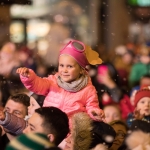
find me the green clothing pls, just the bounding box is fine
[129,62,150,87]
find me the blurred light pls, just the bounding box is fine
[27,41,36,49]
[27,20,51,41]
[9,21,24,43]
[128,0,150,7]
[37,40,49,56]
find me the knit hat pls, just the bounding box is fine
[59,40,102,69]
[6,133,59,150]
[30,93,45,107]
[90,121,116,149]
[134,86,150,107]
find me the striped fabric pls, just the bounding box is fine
[6,133,54,150]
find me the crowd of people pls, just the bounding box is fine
[0,39,150,150]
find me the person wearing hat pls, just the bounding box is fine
[16,39,105,122]
[0,93,45,135]
[6,132,62,150]
[127,86,150,127]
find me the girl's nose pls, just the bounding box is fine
[63,68,68,73]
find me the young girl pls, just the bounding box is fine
[16,40,105,121]
[0,93,45,135]
[127,86,150,127]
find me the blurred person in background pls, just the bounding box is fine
[36,62,49,77]
[17,45,37,72]
[0,75,10,107]
[129,44,150,88]
[0,42,20,77]
[113,45,135,91]
[93,62,133,120]
[0,42,22,94]
[129,74,150,110]
[103,104,122,123]
[93,62,123,107]
[125,130,150,150]
[109,120,128,150]
[127,86,150,128]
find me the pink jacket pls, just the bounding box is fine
[20,70,101,118]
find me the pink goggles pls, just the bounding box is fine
[59,40,89,68]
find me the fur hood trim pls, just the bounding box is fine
[71,112,93,150]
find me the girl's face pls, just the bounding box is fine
[58,55,83,83]
[136,97,150,116]
[104,106,121,123]
[28,96,40,117]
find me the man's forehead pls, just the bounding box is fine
[5,99,26,110]
[29,113,43,124]
[6,99,25,106]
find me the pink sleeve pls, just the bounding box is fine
[85,85,101,115]
[20,69,52,95]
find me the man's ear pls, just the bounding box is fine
[47,134,55,143]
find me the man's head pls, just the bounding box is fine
[23,107,69,146]
[4,93,30,118]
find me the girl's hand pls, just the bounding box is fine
[133,108,144,120]
[16,67,30,77]
[0,111,5,121]
[90,109,106,122]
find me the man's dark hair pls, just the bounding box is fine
[7,93,30,114]
[35,107,69,146]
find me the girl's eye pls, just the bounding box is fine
[59,64,63,67]
[68,65,72,68]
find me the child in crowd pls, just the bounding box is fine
[16,40,105,122]
[103,104,122,123]
[0,93,45,135]
[127,86,150,127]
